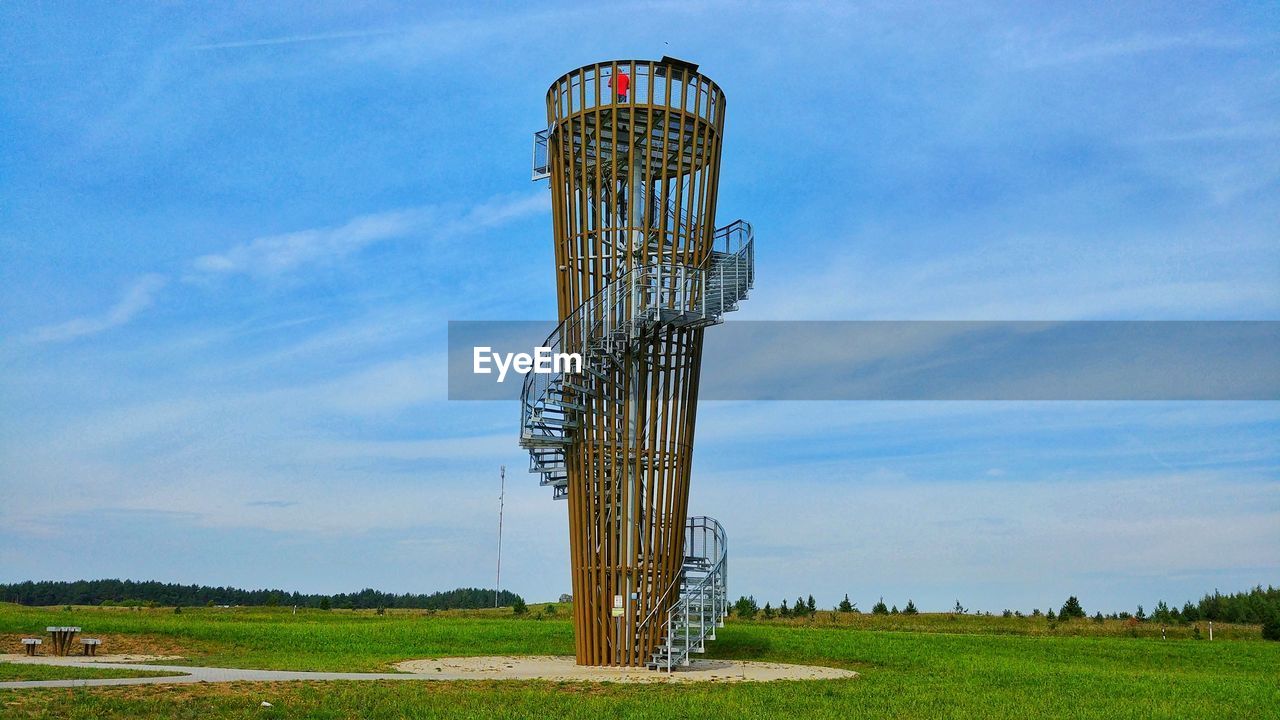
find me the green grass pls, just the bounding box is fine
[0,602,1276,718]
[0,662,183,682]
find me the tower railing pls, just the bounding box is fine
[645,515,728,671]
[519,222,754,472]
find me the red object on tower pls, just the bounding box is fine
[611,71,630,99]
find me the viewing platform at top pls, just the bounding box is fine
[534,58,727,182]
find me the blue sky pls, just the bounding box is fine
[1,2,1277,613]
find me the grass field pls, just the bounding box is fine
[1,602,1276,718]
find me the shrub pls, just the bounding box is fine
[1262,613,1280,641]
[953,600,966,614]
[1002,609,1013,618]
[733,595,758,620]
[546,603,558,616]
[902,599,918,615]
[890,605,900,614]
[872,597,889,615]
[762,603,775,619]
[838,594,854,613]
[512,598,528,615]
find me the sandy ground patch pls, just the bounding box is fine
[1,654,183,665]
[394,655,857,683]
[2,632,191,658]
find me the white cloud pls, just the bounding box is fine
[998,31,1255,70]
[28,274,168,343]
[192,208,429,276]
[190,193,546,279]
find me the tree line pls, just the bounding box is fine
[730,586,1280,639]
[0,579,524,611]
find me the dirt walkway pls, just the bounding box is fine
[395,655,857,683]
[0,654,855,689]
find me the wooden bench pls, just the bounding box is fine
[81,638,102,656]
[21,638,42,656]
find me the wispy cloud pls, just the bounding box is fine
[191,193,545,279]
[1000,32,1256,70]
[185,29,407,53]
[192,208,429,277]
[18,193,546,345]
[28,274,168,344]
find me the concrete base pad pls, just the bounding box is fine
[394,655,857,683]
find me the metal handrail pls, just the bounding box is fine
[519,221,753,453]
[651,515,728,671]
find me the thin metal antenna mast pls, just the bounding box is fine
[495,465,505,608]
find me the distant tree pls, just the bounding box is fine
[319,597,331,611]
[1060,596,1086,620]
[795,597,807,618]
[890,605,899,614]
[1135,605,1146,621]
[780,599,790,617]
[734,595,758,620]
[1032,608,1042,617]
[806,595,817,616]
[763,602,775,619]
[953,600,966,615]
[512,597,528,615]
[838,594,854,613]
[1093,612,1104,623]
[1015,610,1024,618]
[1262,612,1280,641]
[1047,608,1057,620]
[1002,609,1013,618]
[1152,601,1172,623]
[872,597,889,615]
[902,599,918,615]
[1181,602,1200,622]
